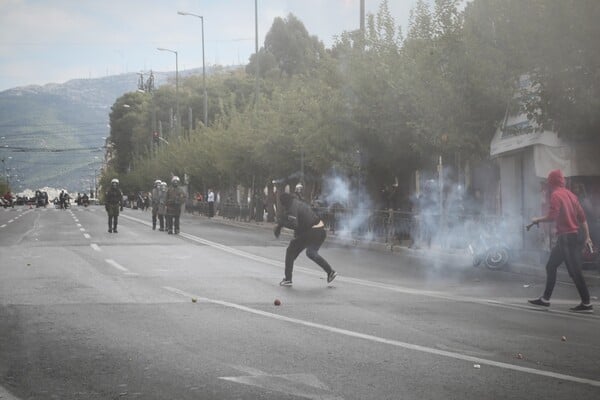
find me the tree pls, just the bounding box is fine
[462,0,600,141]
[263,13,326,77]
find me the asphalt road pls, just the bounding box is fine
[1,205,599,400]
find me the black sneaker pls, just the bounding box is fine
[108,229,112,233]
[327,271,338,283]
[569,303,594,313]
[528,297,550,307]
[113,229,118,233]
[279,279,292,287]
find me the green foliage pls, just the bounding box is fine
[261,13,326,78]
[107,0,599,203]
[463,0,600,141]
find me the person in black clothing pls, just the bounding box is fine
[105,178,123,233]
[274,192,337,286]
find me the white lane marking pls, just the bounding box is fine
[79,228,85,232]
[220,372,341,400]
[122,214,599,320]
[77,223,82,227]
[179,231,598,320]
[8,219,14,223]
[164,286,600,388]
[90,243,101,252]
[0,224,6,228]
[83,233,91,239]
[105,258,129,272]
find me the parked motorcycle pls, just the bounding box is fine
[467,227,511,270]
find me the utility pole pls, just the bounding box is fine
[254,0,259,109]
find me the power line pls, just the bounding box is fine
[5,146,103,152]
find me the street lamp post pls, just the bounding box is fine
[1,156,11,191]
[177,11,208,127]
[157,47,179,136]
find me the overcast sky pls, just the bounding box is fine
[0,0,422,92]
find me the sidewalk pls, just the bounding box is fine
[195,214,600,284]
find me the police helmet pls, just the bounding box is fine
[295,183,303,192]
[154,179,161,186]
[111,178,119,185]
[171,176,180,184]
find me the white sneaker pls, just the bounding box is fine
[327,271,338,283]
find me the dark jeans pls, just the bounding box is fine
[285,227,333,281]
[108,215,118,230]
[152,207,158,228]
[543,232,590,304]
[167,212,180,233]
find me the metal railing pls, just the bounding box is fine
[185,200,513,249]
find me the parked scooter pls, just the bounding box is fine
[467,226,511,270]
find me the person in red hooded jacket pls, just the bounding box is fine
[528,169,594,313]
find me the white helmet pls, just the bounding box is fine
[154,179,161,186]
[295,183,303,192]
[171,176,180,184]
[111,178,119,185]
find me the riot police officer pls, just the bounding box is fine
[105,178,123,233]
[166,176,185,234]
[151,179,161,230]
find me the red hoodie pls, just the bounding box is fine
[545,169,586,235]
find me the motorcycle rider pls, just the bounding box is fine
[59,190,68,209]
[166,176,185,234]
[105,178,123,233]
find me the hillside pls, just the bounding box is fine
[0,71,177,193]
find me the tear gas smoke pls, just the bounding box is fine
[321,172,374,240]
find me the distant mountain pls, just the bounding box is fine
[0,69,200,194]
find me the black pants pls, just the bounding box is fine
[167,212,180,233]
[108,215,118,231]
[543,232,590,304]
[152,207,158,229]
[208,202,214,217]
[285,227,333,281]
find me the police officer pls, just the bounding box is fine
[157,181,167,231]
[151,179,161,230]
[294,183,304,201]
[105,178,123,233]
[166,176,185,234]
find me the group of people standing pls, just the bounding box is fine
[150,177,186,234]
[104,176,186,235]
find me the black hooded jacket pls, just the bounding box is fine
[277,195,320,235]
